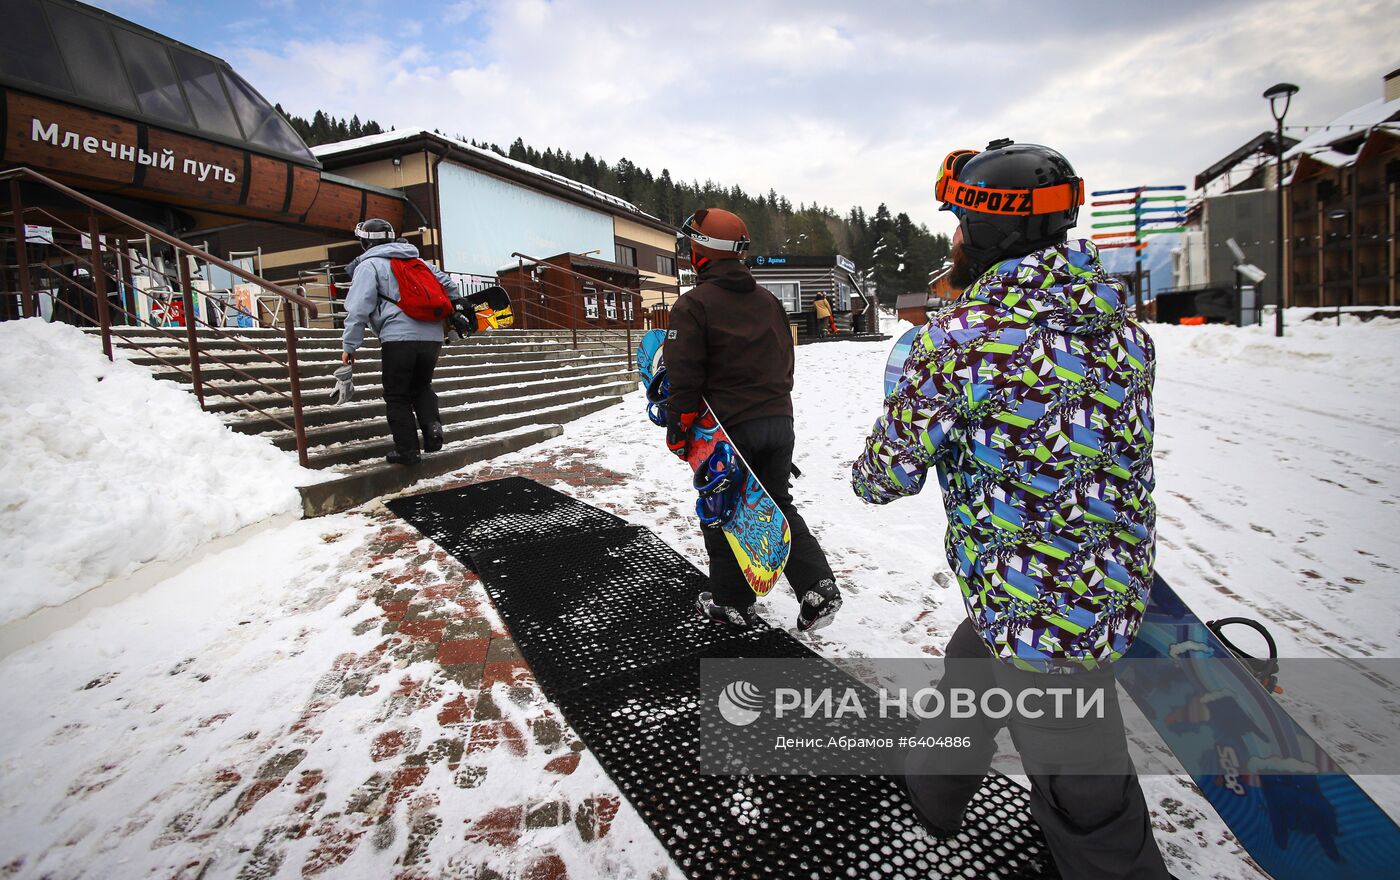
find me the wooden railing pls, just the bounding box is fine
[0,166,318,465]
[508,252,659,373]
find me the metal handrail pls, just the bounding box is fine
[2,167,313,465]
[507,252,653,370]
[0,166,317,316]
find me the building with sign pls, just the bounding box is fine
[746,254,868,339]
[1,0,408,244]
[1,0,681,327]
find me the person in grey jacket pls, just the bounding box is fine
[341,219,460,465]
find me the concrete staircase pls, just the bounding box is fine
[99,327,640,516]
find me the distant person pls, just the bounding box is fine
[341,219,460,465]
[851,140,1168,878]
[666,208,842,632]
[813,291,837,337]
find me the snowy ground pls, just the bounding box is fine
[1,311,1397,878]
[0,319,327,625]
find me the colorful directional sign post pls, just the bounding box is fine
[1090,185,1187,313]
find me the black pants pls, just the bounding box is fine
[380,341,442,455]
[903,619,1169,879]
[703,416,834,607]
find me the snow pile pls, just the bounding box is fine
[1155,310,1400,380]
[0,319,320,624]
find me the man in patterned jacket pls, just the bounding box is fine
[851,141,1169,878]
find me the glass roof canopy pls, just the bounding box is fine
[0,0,320,167]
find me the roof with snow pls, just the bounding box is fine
[312,129,668,230]
[1283,94,1400,175]
[1195,131,1298,190]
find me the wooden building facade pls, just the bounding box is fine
[745,254,869,340]
[1285,83,1400,308]
[896,292,932,326]
[496,253,644,331]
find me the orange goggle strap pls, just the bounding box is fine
[938,175,1085,216]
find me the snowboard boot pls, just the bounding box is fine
[422,422,444,453]
[796,578,842,633]
[696,592,761,629]
[386,450,421,466]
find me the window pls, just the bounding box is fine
[768,281,800,313]
[583,286,599,319]
[46,5,135,110]
[615,244,637,268]
[623,295,634,322]
[221,70,312,158]
[0,0,74,94]
[171,50,243,139]
[656,254,677,276]
[604,291,617,320]
[836,281,851,311]
[113,29,191,125]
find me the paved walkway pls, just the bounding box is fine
[1,445,672,880]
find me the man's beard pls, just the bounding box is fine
[948,239,976,288]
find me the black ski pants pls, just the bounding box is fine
[702,415,834,608]
[380,341,442,455]
[903,619,1170,880]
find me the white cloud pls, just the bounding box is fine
[223,0,1400,234]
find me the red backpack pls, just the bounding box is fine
[382,258,451,321]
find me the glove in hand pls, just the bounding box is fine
[328,363,355,405]
[666,409,698,459]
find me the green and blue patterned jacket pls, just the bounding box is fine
[852,240,1156,665]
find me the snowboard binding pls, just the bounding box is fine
[645,369,670,426]
[1207,616,1282,694]
[693,442,746,528]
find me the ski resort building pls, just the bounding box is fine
[292,130,681,317]
[1283,68,1400,309]
[1169,131,1299,306]
[0,0,662,509]
[746,253,870,339]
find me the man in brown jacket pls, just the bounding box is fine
[665,208,842,632]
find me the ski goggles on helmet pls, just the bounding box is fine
[934,148,1084,218]
[353,219,395,244]
[675,213,751,264]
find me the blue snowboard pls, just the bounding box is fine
[882,328,1400,879]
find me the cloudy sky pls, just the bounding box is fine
[93,0,1399,237]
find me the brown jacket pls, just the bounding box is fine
[814,295,833,319]
[663,260,794,426]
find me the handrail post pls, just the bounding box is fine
[9,179,36,318]
[178,253,205,408]
[283,297,309,467]
[87,213,112,359]
[626,291,634,372]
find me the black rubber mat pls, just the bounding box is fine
[389,477,1057,879]
[385,476,625,570]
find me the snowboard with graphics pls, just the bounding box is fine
[638,329,791,597]
[881,326,1400,880]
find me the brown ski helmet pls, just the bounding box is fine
[676,208,750,271]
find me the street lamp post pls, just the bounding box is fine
[1264,82,1299,338]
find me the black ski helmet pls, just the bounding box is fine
[935,139,1084,278]
[354,218,395,250]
